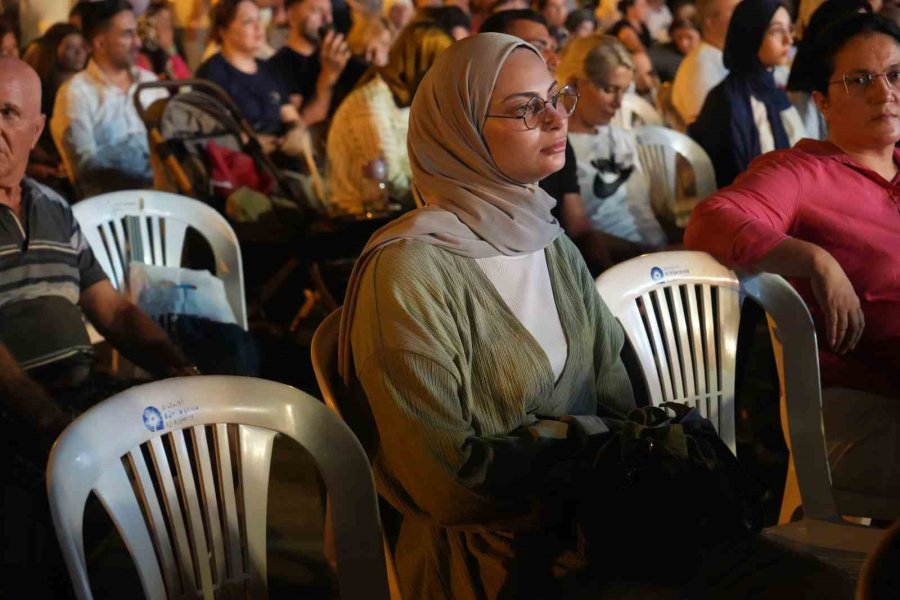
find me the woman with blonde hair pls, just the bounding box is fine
[556,34,667,254]
[326,21,453,214]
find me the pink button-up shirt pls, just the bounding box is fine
[685,139,900,394]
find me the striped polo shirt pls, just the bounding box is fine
[0,178,107,370]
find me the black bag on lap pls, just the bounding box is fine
[552,403,763,585]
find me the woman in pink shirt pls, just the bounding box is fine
[686,13,900,398]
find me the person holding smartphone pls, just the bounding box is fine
[269,0,367,127]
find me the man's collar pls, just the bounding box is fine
[85,59,141,88]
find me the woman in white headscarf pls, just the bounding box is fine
[338,32,636,599]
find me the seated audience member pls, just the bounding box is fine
[0,18,19,58]
[481,9,559,71]
[269,0,364,127]
[565,8,598,39]
[689,0,805,187]
[671,0,740,124]
[649,17,701,82]
[685,13,900,398]
[340,33,854,600]
[24,23,87,196]
[609,0,654,53]
[326,22,452,214]
[786,0,871,140]
[536,0,569,46]
[632,49,660,102]
[0,57,200,598]
[197,0,305,152]
[51,0,167,198]
[383,0,415,31]
[645,0,674,42]
[558,35,668,256]
[137,0,193,79]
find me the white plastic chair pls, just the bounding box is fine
[634,125,717,227]
[312,308,404,600]
[72,190,247,330]
[596,251,884,577]
[612,93,664,130]
[46,376,390,600]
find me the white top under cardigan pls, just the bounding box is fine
[476,250,569,382]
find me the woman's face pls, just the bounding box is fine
[151,7,176,50]
[58,33,88,71]
[816,33,900,151]
[222,1,265,54]
[572,65,633,128]
[1,33,19,59]
[366,30,392,66]
[672,25,699,55]
[757,7,793,67]
[483,49,569,184]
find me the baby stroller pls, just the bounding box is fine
[134,80,393,326]
[134,79,328,228]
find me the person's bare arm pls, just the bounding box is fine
[557,192,641,272]
[753,239,864,354]
[300,31,351,127]
[79,281,196,377]
[0,343,71,444]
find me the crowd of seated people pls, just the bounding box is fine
[2,0,900,597]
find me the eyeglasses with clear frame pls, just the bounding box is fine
[830,70,900,96]
[485,85,580,130]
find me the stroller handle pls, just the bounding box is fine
[134,79,249,129]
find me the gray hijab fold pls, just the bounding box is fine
[339,33,564,383]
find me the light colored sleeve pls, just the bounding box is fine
[672,52,722,125]
[51,80,153,191]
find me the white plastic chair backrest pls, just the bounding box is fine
[613,93,664,130]
[596,251,744,452]
[633,125,717,206]
[47,376,390,600]
[596,251,837,519]
[72,190,247,330]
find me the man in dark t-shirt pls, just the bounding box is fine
[268,0,362,127]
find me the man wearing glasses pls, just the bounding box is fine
[686,14,900,497]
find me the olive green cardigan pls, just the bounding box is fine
[349,235,635,599]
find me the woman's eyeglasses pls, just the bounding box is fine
[486,85,579,130]
[830,70,900,96]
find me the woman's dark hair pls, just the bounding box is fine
[418,6,472,35]
[668,16,699,36]
[80,0,134,43]
[617,0,638,14]
[24,23,83,116]
[810,13,900,95]
[211,0,257,44]
[787,0,871,92]
[565,8,597,33]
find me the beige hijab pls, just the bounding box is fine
[338,33,563,383]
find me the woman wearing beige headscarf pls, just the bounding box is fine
[338,32,636,599]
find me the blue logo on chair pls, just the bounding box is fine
[143,406,165,432]
[650,267,665,282]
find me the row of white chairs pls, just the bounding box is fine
[49,191,892,598]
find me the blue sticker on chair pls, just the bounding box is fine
[650,267,665,282]
[143,406,165,432]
